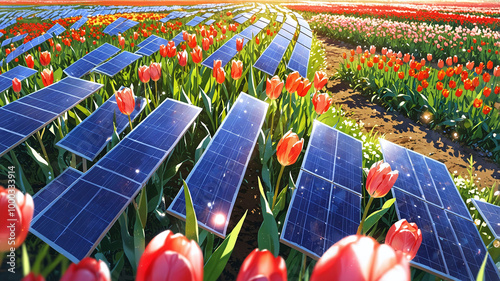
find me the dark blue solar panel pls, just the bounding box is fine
[33,168,83,218]
[92,51,142,77]
[281,171,361,259]
[30,99,201,262]
[333,133,363,194]
[392,189,450,278]
[70,16,88,30]
[202,35,248,69]
[57,94,146,161]
[168,93,268,237]
[426,204,474,281]
[1,37,12,47]
[171,32,185,46]
[287,43,309,78]
[472,199,500,240]
[407,150,443,207]
[254,34,291,76]
[103,17,127,34]
[136,36,169,56]
[448,212,500,281]
[10,33,27,44]
[1,65,37,80]
[425,157,471,220]
[137,35,159,48]
[0,77,103,157]
[110,19,138,35]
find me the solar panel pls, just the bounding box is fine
[136,36,169,56]
[281,121,362,259]
[301,28,313,38]
[239,25,264,40]
[10,33,27,44]
[92,51,142,77]
[109,19,138,35]
[2,37,12,47]
[204,19,215,25]
[33,168,83,218]
[168,93,268,237]
[234,16,250,24]
[254,34,291,76]
[64,43,120,78]
[287,43,309,78]
[103,17,127,34]
[253,18,270,29]
[297,33,312,49]
[70,16,87,30]
[171,32,185,46]
[57,94,147,161]
[30,99,201,262]
[202,35,248,69]
[472,199,500,240]
[0,65,38,92]
[0,77,103,157]
[201,12,214,18]
[137,34,159,48]
[448,212,500,280]
[186,16,204,26]
[281,23,296,37]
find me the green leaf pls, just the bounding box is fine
[257,178,280,256]
[363,198,396,234]
[137,188,148,229]
[118,212,136,271]
[183,180,199,243]
[476,252,489,281]
[25,142,54,183]
[111,252,125,280]
[133,208,145,271]
[204,211,247,281]
[195,134,212,163]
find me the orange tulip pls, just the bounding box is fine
[41,69,53,86]
[386,219,422,260]
[236,249,287,281]
[115,87,136,116]
[202,37,210,51]
[448,80,456,89]
[426,54,432,61]
[455,88,463,97]
[266,76,283,100]
[230,60,243,80]
[446,57,452,66]
[276,130,304,166]
[494,66,500,77]
[236,37,244,52]
[437,69,445,80]
[60,257,111,281]
[366,160,398,198]
[398,72,404,79]
[167,41,177,58]
[436,82,443,91]
[182,30,188,41]
[487,60,493,70]
[0,186,33,251]
[138,65,150,83]
[55,43,61,52]
[314,71,328,91]
[21,272,45,281]
[483,106,491,115]
[12,77,21,93]
[483,72,490,83]
[312,92,333,115]
[134,32,139,40]
[285,71,301,93]
[473,98,483,108]
[213,60,225,84]
[149,62,161,82]
[437,59,444,68]
[137,230,203,281]
[310,235,410,281]
[187,33,197,48]
[296,78,312,97]
[495,86,500,95]
[472,77,480,87]
[190,46,202,64]
[483,87,491,97]
[466,61,474,71]
[159,44,167,57]
[40,51,51,66]
[25,54,34,68]
[177,50,187,67]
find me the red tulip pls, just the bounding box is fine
[495,86,500,95]
[445,57,452,66]
[455,88,463,97]
[159,44,168,57]
[0,186,33,251]
[296,78,312,97]
[398,72,404,79]
[472,77,480,87]
[236,249,287,281]
[473,98,483,108]
[483,72,490,83]
[483,106,491,115]
[202,38,210,51]
[453,55,458,64]
[366,160,398,198]
[483,87,491,97]
[310,235,410,281]
[437,59,444,68]
[177,50,187,67]
[442,89,450,98]
[134,32,138,40]
[437,69,445,81]
[21,272,45,281]
[167,41,177,58]
[190,46,202,64]
[312,92,333,115]
[41,69,53,86]
[386,219,422,260]
[466,61,474,71]
[115,87,136,116]
[314,71,328,91]
[182,30,188,41]
[138,65,150,83]
[487,60,493,70]
[494,66,500,77]
[149,62,161,82]
[426,54,432,61]
[55,43,61,52]
[25,54,34,68]
[61,257,110,281]
[266,75,283,100]
[276,130,304,166]
[137,230,203,281]
[12,77,21,93]
[231,60,243,80]
[40,51,51,66]
[187,33,197,48]
[236,37,244,52]
[448,80,456,89]
[285,71,301,94]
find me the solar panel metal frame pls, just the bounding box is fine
[56,94,147,161]
[471,199,500,240]
[92,51,142,77]
[167,92,268,238]
[30,99,202,263]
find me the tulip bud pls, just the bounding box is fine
[138,65,150,83]
[41,69,54,86]
[61,258,111,281]
[177,50,187,66]
[312,92,333,115]
[190,46,202,64]
[149,62,161,82]
[40,51,51,66]
[0,186,33,251]
[12,77,22,93]
[386,219,422,260]
[365,161,398,198]
[230,60,243,80]
[266,76,283,100]
[314,71,328,91]
[236,249,287,281]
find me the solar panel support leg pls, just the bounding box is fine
[82,158,87,173]
[71,153,76,168]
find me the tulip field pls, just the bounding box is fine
[0,2,499,281]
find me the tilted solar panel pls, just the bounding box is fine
[254,34,291,76]
[0,65,37,92]
[204,19,215,25]
[0,77,103,157]
[168,93,268,237]
[171,32,185,46]
[30,99,201,262]
[137,34,160,48]
[472,199,500,240]
[136,36,169,56]
[202,35,248,69]
[186,16,204,26]
[103,17,127,34]
[57,94,146,161]
[92,51,142,77]
[287,43,309,78]
[64,43,120,78]
[71,16,88,30]
[297,33,312,49]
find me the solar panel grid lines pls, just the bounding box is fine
[287,43,309,78]
[136,36,169,56]
[30,99,202,262]
[167,93,269,238]
[92,51,142,77]
[186,16,205,26]
[64,43,120,78]
[109,19,138,35]
[103,17,127,34]
[56,94,147,161]
[0,77,103,158]
[297,33,312,49]
[137,34,160,48]
[201,35,249,69]
[254,34,292,76]
[471,199,500,240]
[204,19,215,25]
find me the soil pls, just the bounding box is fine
[318,34,500,189]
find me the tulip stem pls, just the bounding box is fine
[269,101,275,142]
[128,115,133,130]
[272,165,285,210]
[299,254,307,280]
[36,131,51,166]
[357,196,375,235]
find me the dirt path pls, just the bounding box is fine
[319,34,499,189]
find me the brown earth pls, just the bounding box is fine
[318,34,500,189]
